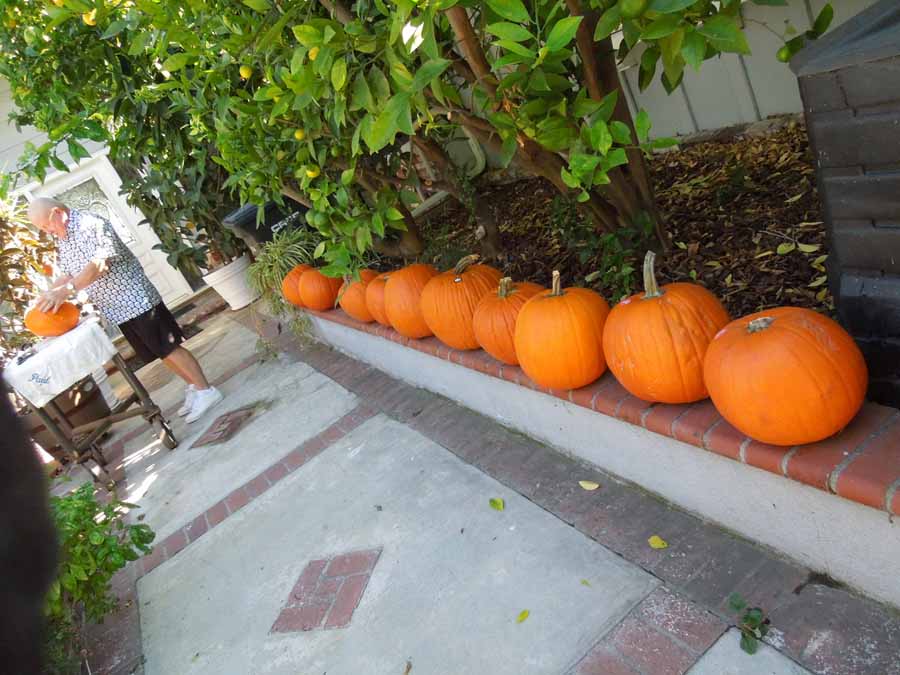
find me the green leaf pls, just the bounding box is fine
[740,633,759,655]
[489,497,505,511]
[593,7,621,41]
[516,609,530,623]
[487,22,534,42]
[649,0,696,12]
[101,20,127,39]
[639,47,659,91]
[331,60,348,91]
[635,110,651,143]
[49,154,70,173]
[728,593,748,612]
[411,59,450,92]
[292,24,322,48]
[546,16,582,52]
[588,119,612,154]
[67,139,90,161]
[681,31,706,70]
[536,117,576,151]
[163,52,191,72]
[499,134,518,168]
[649,137,678,149]
[777,242,796,255]
[560,168,580,189]
[243,0,271,11]
[313,241,326,258]
[486,0,530,23]
[593,90,618,122]
[601,147,628,170]
[642,15,681,40]
[571,153,602,180]
[698,15,750,55]
[495,40,536,59]
[385,207,404,220]
[751,0,788,5]
[609,121,632,144]
[350,72,375,111]
[368,67,391,104]
[812,3,834,38]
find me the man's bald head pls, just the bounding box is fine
[27,198,69,238]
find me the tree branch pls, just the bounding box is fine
[318,0,353,25]
[444,7,498,99]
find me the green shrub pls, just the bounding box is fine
[45,483,154,672]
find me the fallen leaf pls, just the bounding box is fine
[489,497,505,512]
[797,243,820,253]
[808,276,827,288]
[816,288,828,301]
[516,609,530,623]
[776,242,796,255]
[403,660,413,675]
[785,192,804,204]
[755,251,774,259]
[648,535,669,550]
[580,579,592,587]
[578,480,600,491]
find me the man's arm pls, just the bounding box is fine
[35,259,109,312]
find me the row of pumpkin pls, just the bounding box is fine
[281,253,867,449]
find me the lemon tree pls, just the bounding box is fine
[0,0,834,279]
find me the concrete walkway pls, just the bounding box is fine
[81,304,899,675]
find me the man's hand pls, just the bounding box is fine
[35,287,70,313]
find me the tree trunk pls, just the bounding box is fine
[411,135,502,258]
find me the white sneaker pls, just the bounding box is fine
[185,387,224,424]
[177,385,196,417]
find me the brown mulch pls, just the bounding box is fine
[418,120,830,318]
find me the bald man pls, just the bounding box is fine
[30,198,222,424]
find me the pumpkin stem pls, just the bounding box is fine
[550,270,563,296]
[642,251,663,299]
[498,277,513,298]
[747,316,774,333]
[454,254,480,276]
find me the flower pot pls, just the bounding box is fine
[201,253,260,310]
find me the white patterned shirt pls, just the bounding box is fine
[56,209,162,325]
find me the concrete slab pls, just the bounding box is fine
[138,415,657,675]
[108,318,262,441]
[124,356,357,540]
[688,630,813,675]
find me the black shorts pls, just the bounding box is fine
[118,303,185,362]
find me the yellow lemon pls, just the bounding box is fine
[308,46,320,61]
[306,166,321,179]
[293,129,306,141]
[239,65,252,79]
[83,9,97,25]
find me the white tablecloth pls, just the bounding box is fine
[3,318,118,408]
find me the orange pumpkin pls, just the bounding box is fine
[298,268,342,311]
[420,255,503,350]
[384,263,438,338]
[602,252,730,404]
[514,271,610,390]
[25,303,80,337]
[339,269,379,322]
[281,264,311,308]
[365,271,392,326]
[472,277,544,365]
[704,307,867,446]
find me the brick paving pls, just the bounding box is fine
[271,549,382,633]
[88,309,900,675]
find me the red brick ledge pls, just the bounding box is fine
[307,308,900,516]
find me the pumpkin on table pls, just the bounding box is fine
[472,277,543,365]
[384,263,438,338]
[514,271,610,390]
[25,303,80,337]
[602,251,730,404]
[703,307,867,446]
[365,271,392,326]
[281,264,311,308]
[339,269,379,322]
[298,268,342,311]
[420,255,502,350]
